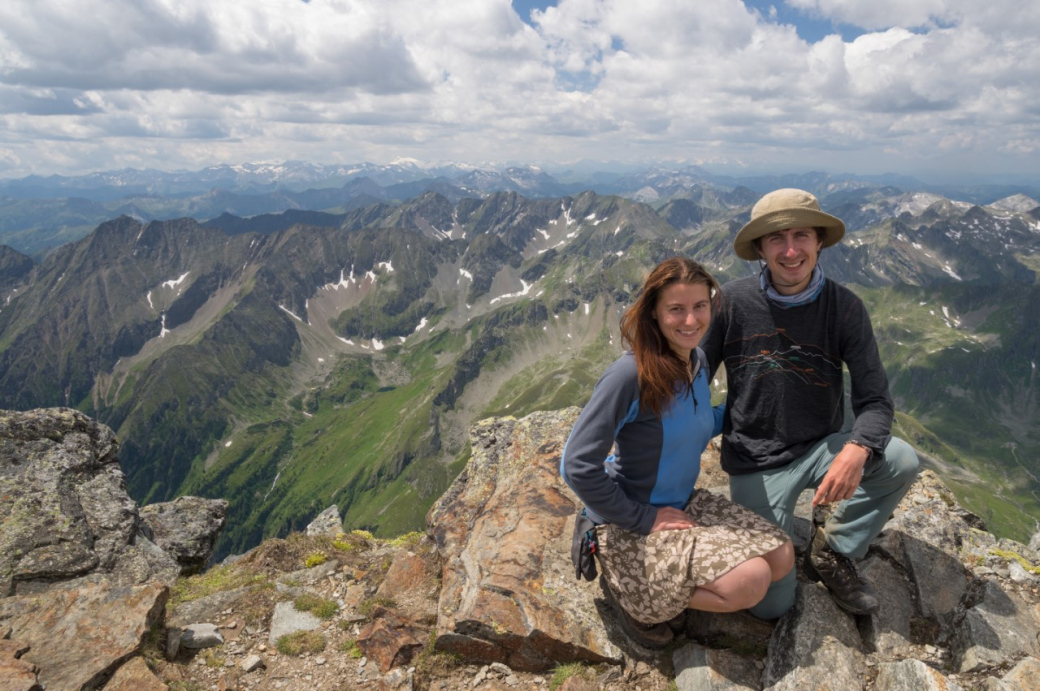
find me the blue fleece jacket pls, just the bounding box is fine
[560,350,724,535]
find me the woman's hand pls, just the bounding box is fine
[650,506,697,533]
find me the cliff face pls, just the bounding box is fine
[1,406,1039,691]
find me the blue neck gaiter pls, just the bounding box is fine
[760,264,825,309]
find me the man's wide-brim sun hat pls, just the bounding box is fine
[733,188,846,261]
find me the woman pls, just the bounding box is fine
[560,257,794,648]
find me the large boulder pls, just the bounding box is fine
[427,408,625,672]
[139,495,229,575]
[763,583,865,690]
[0,581,167,691]
[0,408,178,596]
[0,408,233,690]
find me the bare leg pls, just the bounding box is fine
[763,541,795,582]
[688,557,772,613]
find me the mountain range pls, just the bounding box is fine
[4,160,1040,258]
[1,170,1039,559]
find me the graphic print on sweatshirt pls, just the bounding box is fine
[722,328,843,388]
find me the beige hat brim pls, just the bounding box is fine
[733,208,845,261]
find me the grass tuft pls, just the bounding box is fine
[293,592,339,619]
[304,551,328,568]
[276,630,326,656]
[169,565,268,607]
[550,662,590,690]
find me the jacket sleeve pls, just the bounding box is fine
[559,357,657,534]
[841,295,894,455]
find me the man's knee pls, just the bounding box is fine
[881,437,920,485]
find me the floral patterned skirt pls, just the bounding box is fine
[596,488,789,624]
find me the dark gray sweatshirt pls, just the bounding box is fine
[700,275,893,474]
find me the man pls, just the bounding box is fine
[700,188,919,619]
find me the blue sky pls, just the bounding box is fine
[0,0,1037,180]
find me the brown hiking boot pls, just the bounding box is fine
[603,584,674,649]
[665,610,688,635]
[804,525,879,615]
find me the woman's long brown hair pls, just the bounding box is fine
[619,257,721,417]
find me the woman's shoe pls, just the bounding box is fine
[665,610,688,635]
[603,585,674,649]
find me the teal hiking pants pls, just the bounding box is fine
[729,432,920,620]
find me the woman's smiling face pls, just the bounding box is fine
[653,281,712,360]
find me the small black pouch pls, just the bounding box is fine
[571,508,599,581]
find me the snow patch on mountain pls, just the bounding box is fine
[489,279,534,305]
[162,272,190,291]
[279,304,303,321]
[989,194,1040,213]
[324,267,357,291]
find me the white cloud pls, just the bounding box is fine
[0,0,1036,177]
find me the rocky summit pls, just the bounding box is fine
[1,407,1039,690]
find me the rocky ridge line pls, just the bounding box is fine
[1,406,1039,690]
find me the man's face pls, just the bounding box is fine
[757,226,823,296]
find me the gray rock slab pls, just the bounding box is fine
[0,580,166,691]
[306,505,342,536]
[180,622,224,649]
[139,496,228,576]
[999,655,1040,690]
[859,556,916,655]
[241,653,266,672]
[763,583,865,691]
[0,408,182,596]
[268,600,322,646]
[873,659,963,691]
[1008,560,1035,584]
[674,643,760,691]
[951,579,1040,672]
[875,506,971,622]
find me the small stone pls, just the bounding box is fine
[241,655,266,672]
[182,623,224,650]
[1008,560,1034,583]
[505,675,519,687]
[166,627,183,660]
[490,662,512,676]
[635,661,651,676]
[315,656,326,666]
